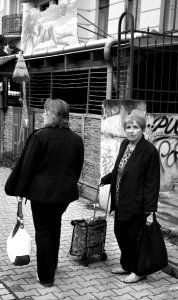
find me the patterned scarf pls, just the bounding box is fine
[115,144,133,205]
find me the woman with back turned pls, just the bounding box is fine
[5,98,84,287]
[100,110,160,283]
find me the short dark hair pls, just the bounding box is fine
[123,110,146,131]
[44,98,69,128]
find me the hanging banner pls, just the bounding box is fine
[21,1,78,56]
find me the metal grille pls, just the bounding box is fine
[27,68,107,115]
[52,70,88,113]
[27,73,51,108]
[89,69,107,114]
[117,11,178,114]
[132,31,178,113]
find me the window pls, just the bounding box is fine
[163,0,178,32]
[0,2,4,11]
[125,0,140,31]
[97,0,109,39]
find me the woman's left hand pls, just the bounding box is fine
[16,196,23,202]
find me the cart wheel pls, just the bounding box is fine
[101,252,107,261]
[83,254,89,266]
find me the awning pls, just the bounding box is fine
[0,55,16,66]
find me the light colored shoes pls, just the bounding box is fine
[111,267,129,274]
[124,272,147,283]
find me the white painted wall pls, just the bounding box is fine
[77,0,98,41]
[108,0,125,37]
[0,1,7,34]
[139,0,162,31]
[145,114,178,189]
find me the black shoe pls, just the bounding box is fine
[36,275,53,287]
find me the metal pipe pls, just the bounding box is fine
[24,38,111,60]
[117,11,134,100]
[104,37,117,63]
[103,37,117,99]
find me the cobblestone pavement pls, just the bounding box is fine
[0,167,178,300]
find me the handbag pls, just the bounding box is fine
[136,212,168,276]
[7,198,32,266]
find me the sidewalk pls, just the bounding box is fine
[0,167,178,300]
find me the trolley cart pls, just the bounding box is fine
[69,186,110,266]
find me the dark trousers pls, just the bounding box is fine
[31,201,68,284]
[114,212,145,275]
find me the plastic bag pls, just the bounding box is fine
[7,223,32,266]
[136,212,168,276]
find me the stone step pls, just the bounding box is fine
[156,214,178,238]
[159,191,178,208]
[158,205,178,221]
[157,191,178,240]
[157,207,178,222]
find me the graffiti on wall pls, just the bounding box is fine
[101,114,178,185]
[101,105,178,189]
[147,115,178,173]
[102,145,116,176]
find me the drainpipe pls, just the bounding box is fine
[104,37,117,99]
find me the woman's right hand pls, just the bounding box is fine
[98,179,104,187]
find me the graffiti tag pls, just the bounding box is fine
[153,137,178,172]
[152,116,178,135]
[102,146,115,176]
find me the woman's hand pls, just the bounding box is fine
[16,196,23,202]
[98,179,104,187]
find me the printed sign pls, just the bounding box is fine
[21,1,78,56]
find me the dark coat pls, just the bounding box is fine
[101,135,160,219]
[5,126,84,205]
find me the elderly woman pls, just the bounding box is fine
[5,98,84,287]
[100,110,160,283]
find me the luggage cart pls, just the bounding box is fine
[69,186,110,266]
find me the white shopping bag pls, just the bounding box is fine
[7,198,32,266]
[7,225,32,266]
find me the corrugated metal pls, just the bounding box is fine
[27,67,107,115]
[81,115,101,200]
[64,113,101,200]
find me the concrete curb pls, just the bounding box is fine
[164,263,178,280]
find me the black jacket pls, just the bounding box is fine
[101,135,160,219]
[5,126,84,205]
